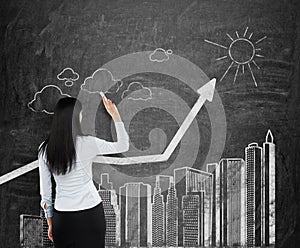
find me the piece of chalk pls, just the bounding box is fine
[100,92,106,98]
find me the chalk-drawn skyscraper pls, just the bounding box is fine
[157,175,172,245]
[245,143,263,247]
[174,167,213,247]
[152,178,165,247]
[119,182,152,247]
[20,214,43,247]
[207,159,246,247]
[206,163,218,247]
[262,130,276,246]
[220,158,246,247]
[182,194,200,246]
[166,177,178,247]
[98,173,118,247]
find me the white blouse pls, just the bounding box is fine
[38,121,129,218]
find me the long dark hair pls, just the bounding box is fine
[38,97,83,175]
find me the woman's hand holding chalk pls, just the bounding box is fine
[100,91,106,100]
[101,92,121,122]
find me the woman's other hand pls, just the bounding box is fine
[48,225,53,242]
[102,96,122,122]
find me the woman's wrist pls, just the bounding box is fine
[112,115,122,122]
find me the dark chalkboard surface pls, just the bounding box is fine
[0,0,299,247]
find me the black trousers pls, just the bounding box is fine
[52,202,106,248]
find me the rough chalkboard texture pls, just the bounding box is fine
[0,0,299,247]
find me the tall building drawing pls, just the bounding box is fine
[152,177,165,247]
[207,159,246,247]
[174,167,213,247]
[119,182,152,247]
[20,214,42,247]
[245,142,263,247]
[166,177,178,247]
[100,173,113,190]
[120,186,127,247]
[220,158,246,246]
[98,173,118,247]
[157,175,172,246]
[182,194,200,246]
[262,130,276,246]
[206,163,218,247]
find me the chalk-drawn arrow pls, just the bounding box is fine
[0,79,216,185]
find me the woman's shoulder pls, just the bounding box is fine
[78,135,103,141]
[77,135,94,141]
[77,135,101,147]
[77,135,105,150]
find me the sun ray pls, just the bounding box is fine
[243,27,249,37]
[233,64,240,84]
[255,36,267,44]
[252,60,260,69]
[205,27,266,86]
[216,55,228,61]
[220,61,234,81]
[248,63,258,87]
[226,33,234,41]
[204,39,228,49]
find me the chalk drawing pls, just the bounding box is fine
[64,80,74,87]
[27,85,71,115]
[88,78,215,165]
[121,82,152,101]
[57,67,79,87]
[149,48,173,62]
[80,68,119,94]
[0,79,216,184]
[205,27,267,87]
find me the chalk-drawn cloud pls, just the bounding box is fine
[115,80,124,93]
[80,68,120,94]
[121,82,152,101]
[57,67,80,87]
[27,85,71,114]
[149,48,173,62]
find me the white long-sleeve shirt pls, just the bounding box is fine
[38,121,129,218]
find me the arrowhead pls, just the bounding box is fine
[197,78,216,102]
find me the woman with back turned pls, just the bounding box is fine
[38,95,129,248]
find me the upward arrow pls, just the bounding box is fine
[95,78,216,164]
[0,79,217,185]
[197,78,216,102]
[163,78,216,158]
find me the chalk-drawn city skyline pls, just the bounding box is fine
[20,130,276,247]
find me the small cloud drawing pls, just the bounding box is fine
[149,48,173,62]
[57,67,80,81]
[64,80,74,87]
[121,82,152,101]
[80,68,118,94]
[27,85,71,114]
[115,80,124,93]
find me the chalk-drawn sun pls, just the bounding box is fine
[205,27,266,87]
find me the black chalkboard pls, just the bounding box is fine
[0,0,299,247]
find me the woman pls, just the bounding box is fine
[38,96,129,248]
